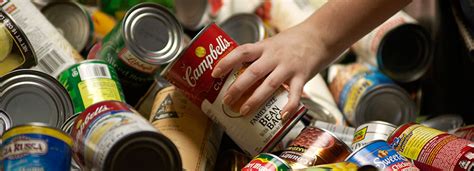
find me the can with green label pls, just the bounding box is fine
[58,59,125,114]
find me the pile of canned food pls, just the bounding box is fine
[0,0,473,171]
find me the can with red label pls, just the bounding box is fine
[388,123,474,171]
[162,23,307,156]
[352,121,396,151]
[71,100,181,170]
[452,125,474,142]
[242,153,291,171]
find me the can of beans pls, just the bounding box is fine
[352,11,432,83]
[242,153,292,171]
[97,3,184,105]
[162,23,307,155]
[329,63,416,127]
[149,86,223,171]
[293,162,359,171]
[58,59,126,114]
[312,120,355,146]
[278,126,352,169]
[352,121,396,151]
[2,122,72,170]
[451,125,474,141]
[219,13,266,44]
[388,123,474,170]
[0,109,12,137]
[71,100,181,170]
[345,140,419,171]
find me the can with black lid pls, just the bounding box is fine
[0,69,74,128]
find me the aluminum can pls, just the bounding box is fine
[58,59,126,114]
[0,9,36,76]
[97,3,183,105]
[329,63,416,127]
[279,126,352,169]
[451,125,474,141]
[421,114,464,132]
[214,149,251,171]
[99,0,174,20]
[346,140,418,171]
[162,23,307,155]
[352,121,396,151]
[2,122,72,171]
[0,69,74,127]
[2,0,83,77]
[0,109,12,137]
[149,86,223,171]
[293,162,358,171]
[312,120,355,146]
[352,11,432,83]
[242,153,292,171]
[219,13,266,44]
[60,113,80,135]
[388,123,474,170]
[71,100,181,170]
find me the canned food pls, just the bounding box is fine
[99,0,174,20]
[0,109,12,137]
[41,1,95,54]
[352,121,396,151]
[352,11,432,83]
[149,86,223,171]
[58,59,126,114]
[293,162,358,171]
[242,153,292,171]
[278,126,352,169]
[388,123,474,170]
[219,13,266,44]
[214,149,251,171]
[301,98,345,126]
[329,63,416,127]
[2,0,83,77]
[2,122,72,171]
[421,114,464,131]
[0,9,36,76]
[345,140,418,171]
[312,120,355,146]
[71,100,181,170]
[97,3,183,105]
[451,125,474,141]
[0,69,74,127]
[60,113,80,135]
[162,23,307,155]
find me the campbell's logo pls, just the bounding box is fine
[3,137,47,159]
[373,150,405,169]
[75,105,110,139]
[184,35,231,87]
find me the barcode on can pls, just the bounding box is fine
[78,63,111,80]
[37,49,66,75]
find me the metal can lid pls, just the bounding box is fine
[421,114,465,131]
[355,85,416,127]
[0,69,74,128]
[60,112,80,135]
[219,13,265,44]
[174,0,208,30]
[41,1,93,52]
[0,109,12,136]
[366,120,397,129]
[123,3,184,65]
[300,98,345,125]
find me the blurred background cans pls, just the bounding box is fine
[99,0,174,20]
[352,121,397,151]
[219,13,266,44]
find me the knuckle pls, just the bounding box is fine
[246,66,264,78]
[266,77,281,90]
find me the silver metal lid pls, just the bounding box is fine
[0,109,12,136]
[174,0,208,30]
[123,3,184,65]
[355,85,416,127]
[301,98,339,124]
[41,2,93,52]
[0,69,74,128]
[60,112,80,135]
[219,13,265,44]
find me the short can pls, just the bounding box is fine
[352,121,397,151]
[2,122,72,171]
[388,123,474,171]
[71,100,182,170]
[312,120,355,146]
[451,125,474,141]
[162,23,307,155]
[242,153,292,171]
[58,59,126,114]
[345,140,418,171]
[278,126,352,169]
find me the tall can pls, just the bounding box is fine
[71,100,182,170]
[97,3,184,105]
[352,121,396,151]
[388,123,474,171]
[1,0,83,77]
[58,59,126,114]
[162,23,307,156]
[352,11,432,83]
[149,86,223,171]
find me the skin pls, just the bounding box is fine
[211,0,412,118]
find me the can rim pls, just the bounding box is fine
[2,122,73,146]
[0,109,12,134]
[386,122,416,144]
[60,112,81,134]
[174,0,209,30]
[344,139,386,161]
[366,120,398,128]
[219,13,266,44]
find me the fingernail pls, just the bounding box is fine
[212,68,222,78]
[241,105,250,116]
[223,94,233,105]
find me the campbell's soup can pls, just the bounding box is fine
[352,121,396,151]
[388,123,474,171]
[242,153,291,171]
[162,23,307,156]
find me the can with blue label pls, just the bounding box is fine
[1,122,73,171]
[345,140,418,171]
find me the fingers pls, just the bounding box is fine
[281,77,305,120]
[212,43,263,78]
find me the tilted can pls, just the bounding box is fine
[278,126,352,169]
[451,125,474,142]
[352,121,396,151]
[345,140,419,171]
[352,11,432,83]
[219,13,266,45]
[2,122,72,171]
[162,23,307,155]
[312,120,355,147]
[71,100,182,170]
[2,0,83,77]
[242,153,292,171]
[0,9,37,76]
[58,59,126,114]
[97,2,184,105]
[149,86,223,171]
[388,123,474,170]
